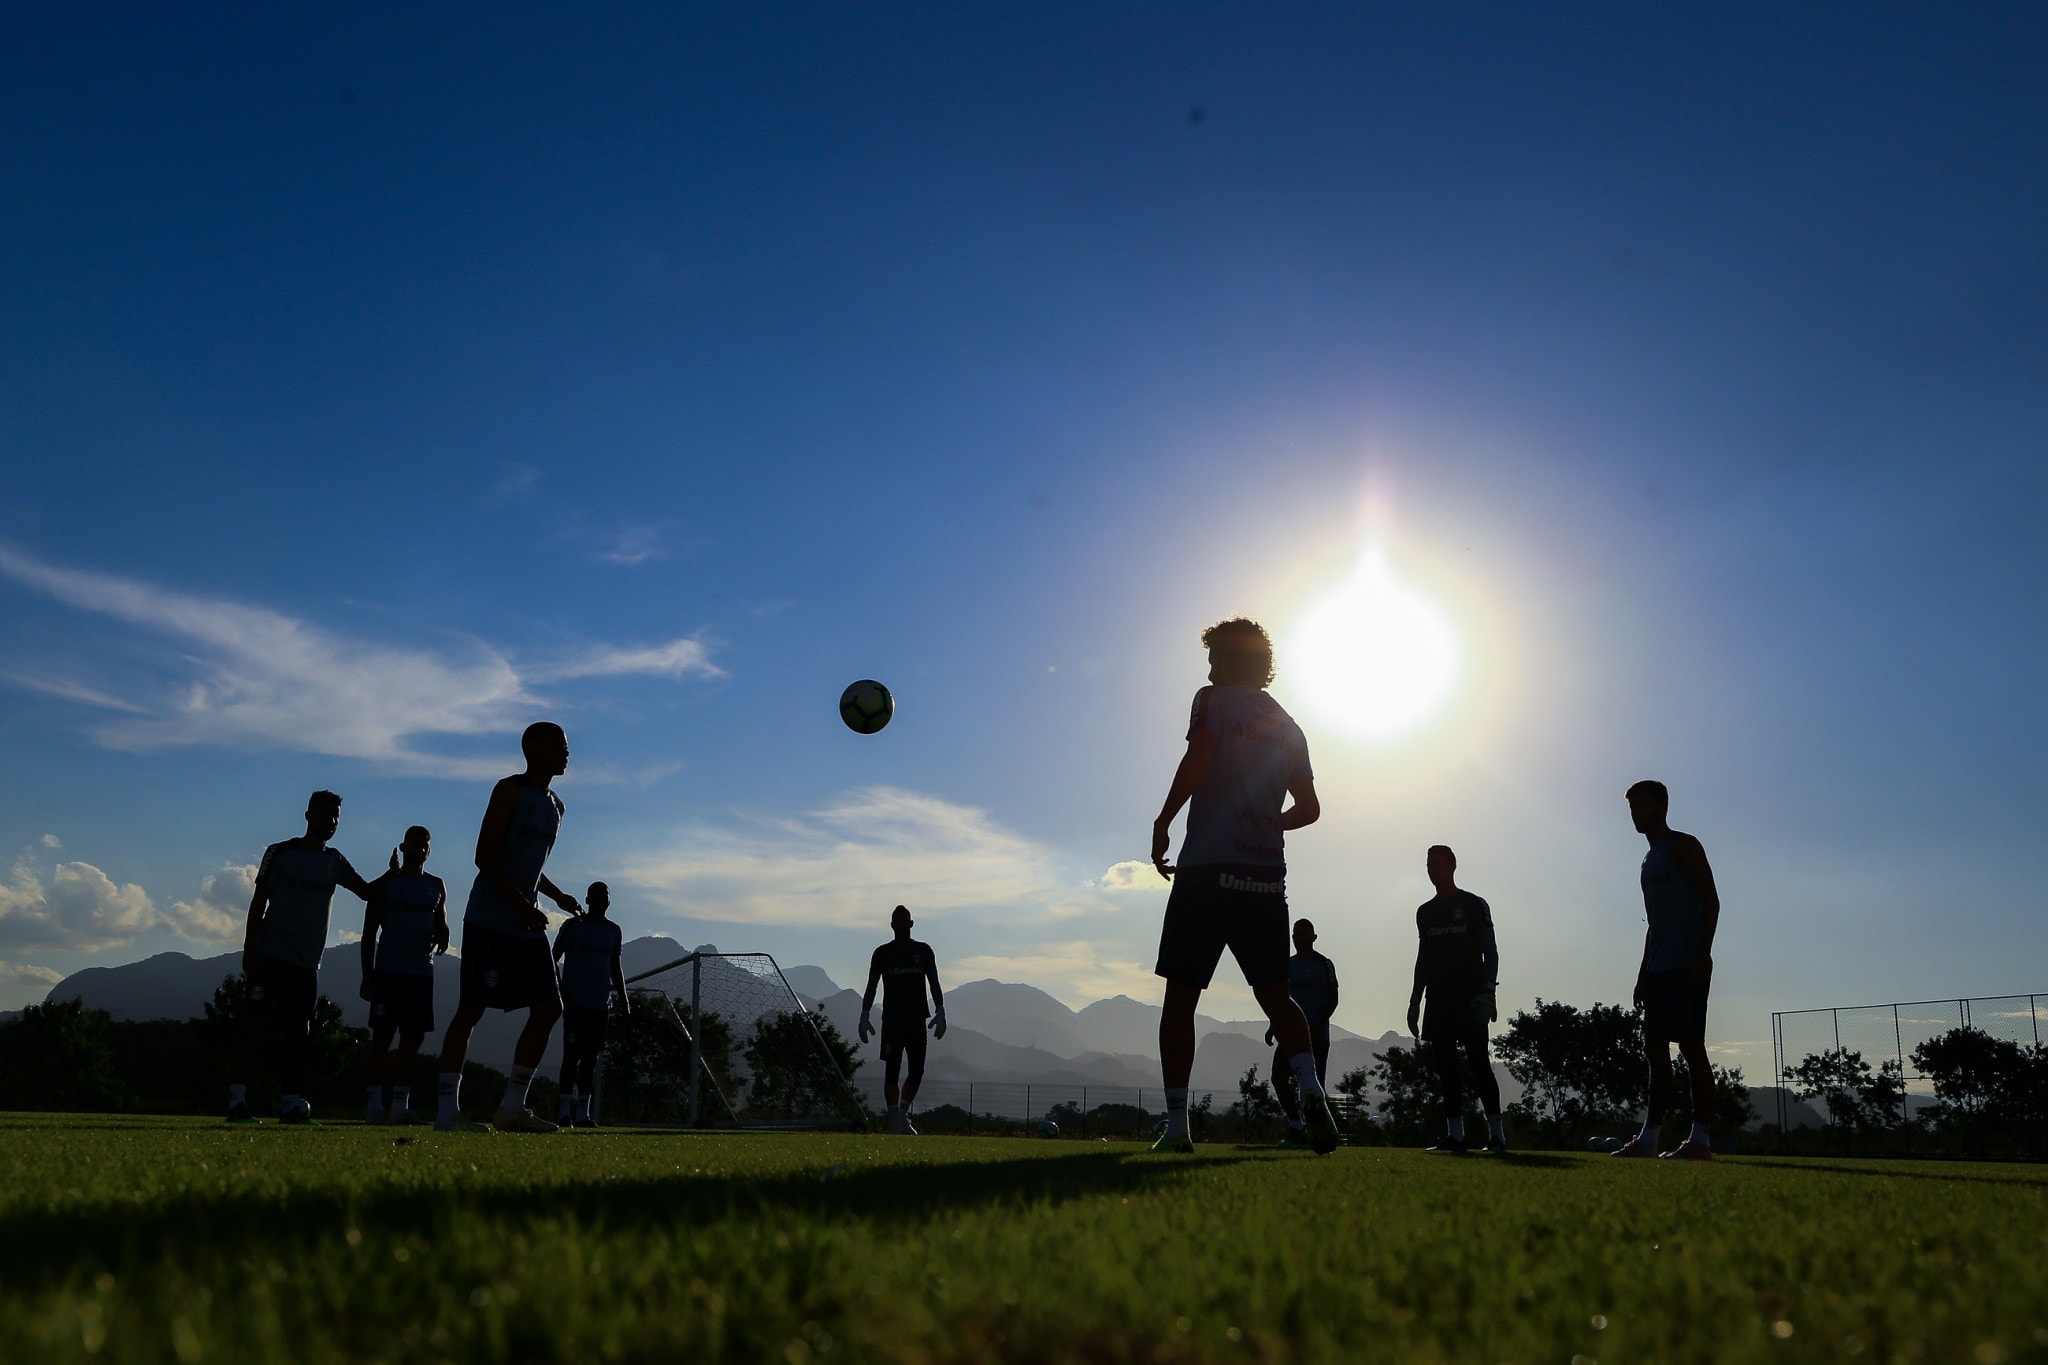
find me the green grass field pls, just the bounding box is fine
[2,1116,2045,1364]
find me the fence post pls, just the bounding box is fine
[1082,1087,1088,1139]
[968,1082,974,1138]
[2031,995,2040,1048]
[1832,1007,1841,1052]
[1893,1004,1907,1139]
[1026,1084,1032,1128]
[687,954,702,1129]
[1772,1013,1786,1149]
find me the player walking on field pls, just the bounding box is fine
[229,789,382,1125]
[554,881,627,1128]
[1406,845,1505,1154]
[359,825,448,1125]
[1613,779,1722,1160]
[1149,617,1338,1155]
[435,721,582,1133]
[1265,918,1339,1149]
[859,905,946,1135]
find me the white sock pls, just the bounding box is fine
[1447,1115,1465,1142]
[559,1089,576,1120]
[392,1086,411,1117]
[1690,1122,1711,1149]
[366,1085,384,1116]
[1637,1121,1661,1147]
[1290,1053,1323,1097]
[228,1083,247,1109]
[575,1094,591,1122]
[280,1093,304,1116]
[1287,1117,1306,1134]
[1488,1113,1505,1141]
[1164,1087,1190,1138]
[438,1072,462,1124]
[499,1064,535,1114]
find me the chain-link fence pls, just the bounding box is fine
[1771,992,2046,1156]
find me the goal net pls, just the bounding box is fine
[601,951,867,1130]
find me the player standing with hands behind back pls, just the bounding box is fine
[1613,779,1722,1160]
[359,825,448,1124]
[1149,617,1337,1155]
[859,905,946,1135]
[1406,845,1505,1154]
[554,881,627,1128]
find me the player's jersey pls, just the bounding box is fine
[1415,891,1496,997]
[1178,685,1313,869]
[555,915,623,1011]
[373,873,444,976]
[251,840,360,970]
[463,779,565,940]
[1287,951,1340,1022]
[868,938,938,1021]
[1641,836,1707,972]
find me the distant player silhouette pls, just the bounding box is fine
[229,789,381,1124]
[358,824,448,1125]
[435,721,582,1133]
[859,905,945,1135]
[554,880,627,1127]
[1613,779,1722,1160]
[1264,918,1338,1148]
[1149,617,1337,1154]
[1406,845,1505,1154]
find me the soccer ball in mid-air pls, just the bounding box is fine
[839,679,894,735]
[1038,1120,1060,1139]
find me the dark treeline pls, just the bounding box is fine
[0,982,531,1121]
[1781,1029,2048,1159]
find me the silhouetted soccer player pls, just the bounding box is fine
[1264,918,1338,1149]
[435,721,582,1133]
[1150,617,1336,1155]
[554,880,626,1128]
[359,825,448,1124]
[1406,845,1504,1154]
[229,789,381,1124]
[1613,779,1722,1160]
[859,905,945,1135]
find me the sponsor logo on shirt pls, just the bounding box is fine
[1218,873,1283,894]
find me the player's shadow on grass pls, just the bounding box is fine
[1744,1158,2048,1188]
[0,1149,1247,1287]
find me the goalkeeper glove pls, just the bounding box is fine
[930,1011,947,1040]
[858,1009,873,1044]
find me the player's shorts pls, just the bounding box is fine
[1154,864,1289,991]
[562,1005,610,1055]
[1642,967,1709,1044]
[879,1017,928,1076]
[367,969,435,1035]
[1421,987,1491,1043]
[244,951,318,1028]
[458,925,562,1013]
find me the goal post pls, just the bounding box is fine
[606,950,868,1130]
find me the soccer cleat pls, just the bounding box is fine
[278,1106,319,1126]
[1483,1134,1508,1155]
[1426,1136,1469,1155]
[493,1108,560,1134]
[388,1108,428,1126]
[1660,1140,1712,1161]
[901,1116,919,1136]
[434,1116,492,1133]
[1272,1130,1312,1151]
[1609,1135,1659,1158]
[1300,1090,1340,1155]
[225,1102,260,1125]
[1148,1132,1196,1154]
[365,1109,387,1126]
[573,1116,598,1130]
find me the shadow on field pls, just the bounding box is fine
[1741,1158,2048,1189]
[0,1148,1245,1287]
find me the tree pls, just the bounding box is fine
[601,989,733,1123]
[1912,1028,2033,1126]
[1494,999,1644,1138]
[0,998,130,1111]
[1366,1045,1438,1145]
[1230,1065,1283,1141]
[1786,1048,1902,1145]
[1334,1065,1381,1142]
[743,1010,861,1120]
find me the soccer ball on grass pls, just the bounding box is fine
[1038,1120,1060,1139]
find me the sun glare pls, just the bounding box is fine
[1287,546,1460,742]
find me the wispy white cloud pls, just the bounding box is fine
[532,637,723,682]
[597,526,666,566]
[1095,860,1164,891]
[621,786,1116,929]
[952,943,1160,1010]
[0,960,64,988]
[41,834,61,849]
[0,544,720,774]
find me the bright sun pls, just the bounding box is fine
[1288,546,1461,742]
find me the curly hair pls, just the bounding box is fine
[1200,617,1275,687]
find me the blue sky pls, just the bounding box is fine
[2,6,2044,1075]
